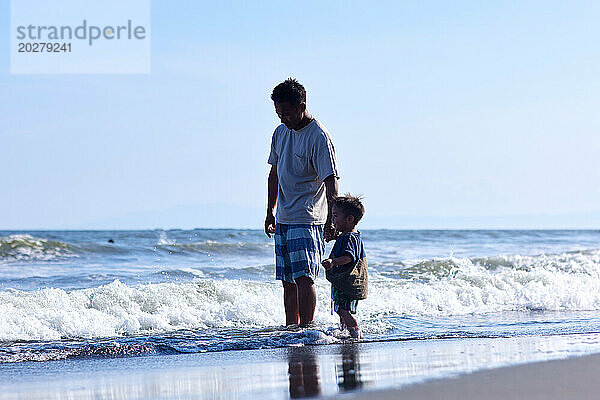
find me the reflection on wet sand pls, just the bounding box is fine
[7,335,600,399]
[287,346,321,398]
[337,343,365,392]
[287,343,367,398]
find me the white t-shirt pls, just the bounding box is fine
[268,119,339,225]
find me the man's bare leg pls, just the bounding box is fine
[283,281,299,325]
[295,276,316,326]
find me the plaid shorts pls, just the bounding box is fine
[275,224,325,283]
[332,286,359,314]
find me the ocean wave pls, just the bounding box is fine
[366,249,600,317]
[0,233,272,263]
[0,234,76,262]
[154,230,273,256]
[154,240,273,256]
[3,250,600,342]
[0,340,161,363]
[0,279,283,341]
[0,327,344,363]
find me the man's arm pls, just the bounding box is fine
[323,174,339,242]
[265,165,278,238]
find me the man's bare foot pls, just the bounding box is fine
[285,324,301,331]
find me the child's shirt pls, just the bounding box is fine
[325,231,368,300]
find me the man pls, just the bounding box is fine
[265,78,339,326]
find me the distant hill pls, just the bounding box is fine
[76,204,600,230]
[80,203,264,230]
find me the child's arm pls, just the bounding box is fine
[321,255,353,270]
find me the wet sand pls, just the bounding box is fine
[3,334,600,399]
[344,352,600,400]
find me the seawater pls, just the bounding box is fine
[2,229,600,363]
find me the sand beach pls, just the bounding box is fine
[345,352,600,400]
[3,332,600,399]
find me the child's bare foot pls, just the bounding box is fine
[348,327,362,339]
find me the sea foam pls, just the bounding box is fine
[3,250,600,341]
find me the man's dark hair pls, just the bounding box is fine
[332,194,365,225]
[271,78,306,106]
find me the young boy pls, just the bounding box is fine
[321,195,368,339]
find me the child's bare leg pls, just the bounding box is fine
[336,308,361,338]
[339,315,346,330]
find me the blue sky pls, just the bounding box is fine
[2,1,600,229]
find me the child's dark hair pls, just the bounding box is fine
[332,194,365,225]
[271,78,306,106]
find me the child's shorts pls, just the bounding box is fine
[331,286,359,314]
[274,224,325,283]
